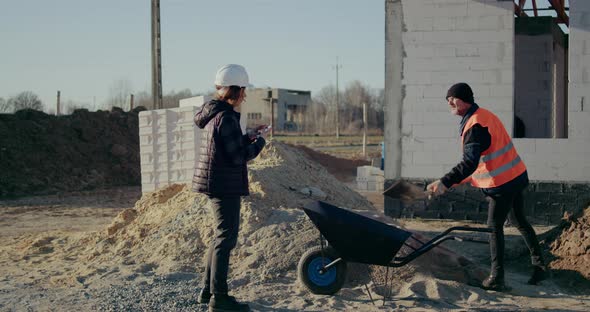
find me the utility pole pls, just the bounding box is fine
[130,93,134,111]
[362,102,367,157]
[151,0,163,110]
[333,57,342,139]
[56,90,61,115]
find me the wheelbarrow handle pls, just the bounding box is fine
[389,226,492,267]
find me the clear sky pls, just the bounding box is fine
[0,0,385,110]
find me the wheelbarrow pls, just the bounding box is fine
[297,200,492,296]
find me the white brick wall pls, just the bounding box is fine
[139,107,203,193]
[399,0,514,179]
[515,138,590,181]
[569,0,590,140]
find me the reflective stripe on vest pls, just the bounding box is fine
[473,155,521,179]
[462,108,526,188]
[480,141,513,163]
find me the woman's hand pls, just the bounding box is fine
[256,125,270,140]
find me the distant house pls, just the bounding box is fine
[242,88,311,132]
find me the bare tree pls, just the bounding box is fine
[163,88,193,108]
[134,91,152,110]
[302,98,327,134]
[7,91,43,112]
[373,88,385,112]
[64,100,91,114]
[343,81,373,133]
[0,97,9,113]
[107,79,134,110]
[372,88,385,131]
[311,85,339,134]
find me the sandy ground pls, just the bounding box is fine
[2,190,589,311]
[1,145,589,311]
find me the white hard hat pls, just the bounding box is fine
[214,64,249,87]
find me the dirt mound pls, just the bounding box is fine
[0,107,145,198]
[545,207,590,279]
[294,144,370,182]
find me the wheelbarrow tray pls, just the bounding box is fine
[302,201,412,266]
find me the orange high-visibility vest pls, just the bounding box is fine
[461,107,526,188]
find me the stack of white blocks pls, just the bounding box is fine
[356,166,385,191]
[138,106,203,193]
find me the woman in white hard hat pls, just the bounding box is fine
[193,64,266,312]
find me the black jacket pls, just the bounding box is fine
[440,103,528,195]
[192,100,265,196]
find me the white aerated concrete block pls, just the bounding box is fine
[356,166,385,191]
[367,181,384,192]
[357,181,368,191]
[139,107,204,193]
[357,166,384,178]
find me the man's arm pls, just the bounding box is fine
[440,124,491,188]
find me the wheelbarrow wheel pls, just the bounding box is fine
[298,245,347,295]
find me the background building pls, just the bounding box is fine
[242,88,311,132]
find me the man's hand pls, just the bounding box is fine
[426,180,447,199]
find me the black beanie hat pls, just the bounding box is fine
[446,82,474,104]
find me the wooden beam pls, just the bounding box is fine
[548,0,569,26]
[519,0,527,17]
[514,2,528,17]
[532,0,538,17]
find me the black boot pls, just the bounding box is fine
[209,294,250,312]
[482,274,506,291]
[198,288,212,304]
[527,265,547,285]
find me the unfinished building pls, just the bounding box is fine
[384,0,590,222]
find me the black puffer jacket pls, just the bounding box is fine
[192,100,266,196]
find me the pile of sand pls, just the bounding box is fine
[13,142,488,296]
[547,207,590,279]
[15,142,374,286]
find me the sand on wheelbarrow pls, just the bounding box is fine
[7,141,589,311]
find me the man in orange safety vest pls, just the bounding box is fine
[426,82,547,291]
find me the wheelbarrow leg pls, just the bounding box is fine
[364,265,375,306]
[383,266,392,306]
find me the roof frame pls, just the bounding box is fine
[514,0,569,27]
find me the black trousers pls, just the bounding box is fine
[201,196,241,294]
[486,189,544,277]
